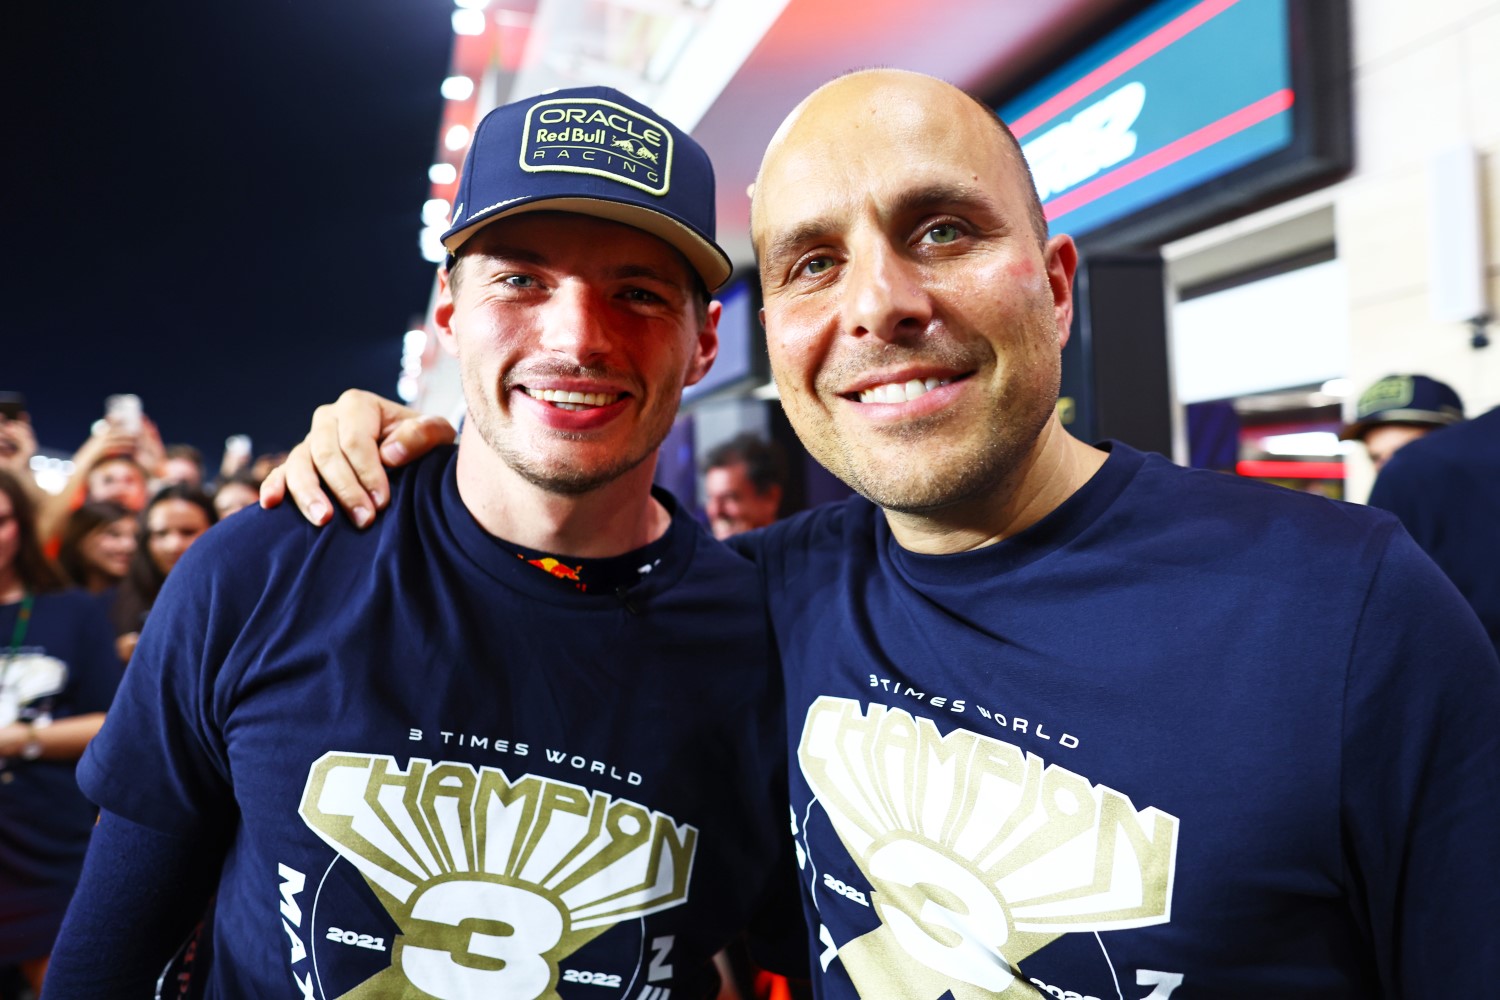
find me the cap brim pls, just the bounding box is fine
[1339,409,1462,441]
[443,196,732,291]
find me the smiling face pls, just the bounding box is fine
[753,71,1077,515]
[436,212,718,497]
[81,516,137,581]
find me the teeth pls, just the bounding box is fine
[858,377,948,404]
[524,387,621,408]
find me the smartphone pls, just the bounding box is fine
[225,434,252,459]
[0,392,24,420]
[105,393,143,434]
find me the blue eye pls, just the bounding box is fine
[504,274,536,288]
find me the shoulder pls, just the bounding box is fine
[1129,448,1397,543]
[166,448,454,605]
[728,494,877,565]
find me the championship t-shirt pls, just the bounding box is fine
[734,441,1500,998]
[81,447,793,999]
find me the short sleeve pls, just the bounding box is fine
[76,533,245,838]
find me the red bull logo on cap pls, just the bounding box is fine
[520,97,673,196]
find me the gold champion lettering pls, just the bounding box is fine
[798,697,1179,1000]
[299,753,697,999]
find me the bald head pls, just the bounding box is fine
[752,69,1048,257]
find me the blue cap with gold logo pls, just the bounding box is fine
[441,86,731,290]
[1339,374,1465,441]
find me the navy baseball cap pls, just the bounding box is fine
[441,86,731,290]
[1340,374,1465,441]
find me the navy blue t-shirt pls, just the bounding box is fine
[80,448,791,999]
[1368,406,1500,653]
[0,588,119,961]
[734,442,1500,999]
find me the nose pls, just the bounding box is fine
[841,238,932,343]
[537,282,613,363]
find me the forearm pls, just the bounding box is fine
[0,713,105,762]
[44,810,222,998]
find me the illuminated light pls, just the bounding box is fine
[1260,431,1347,457]
[419,226,448,264]
[422,198,452,228]
[428,163,458,185]
[1237,460,1345,480]
[404,329,428,351]
[396,374,420,404]
[451,9,486,35]
[1320,378,1352,397]
[454,0,490,8]
[440,75,475,101]
[444,124,471,151]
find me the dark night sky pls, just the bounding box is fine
[5,0,454,461]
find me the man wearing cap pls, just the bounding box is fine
[1367,402,1500,654]
[45,88,797,997]
[1339,373,1465,471]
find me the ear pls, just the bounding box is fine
[1044,234,1080,349]
[433,268,460,358]
[683,299,722,387]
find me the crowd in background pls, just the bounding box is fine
[0,399,284,998]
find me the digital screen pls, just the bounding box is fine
[997,0,1298,238]
[681,276,761,405]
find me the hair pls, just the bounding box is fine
[88,452,147,480]
[959,88,1050,249]
[0,469,69,594]
[704,433,788,496]
[58,500,134,589]
[112,483,217,635]
[214,469,263,494]
[164,443,204,466]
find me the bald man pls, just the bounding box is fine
[273,71,1500,999]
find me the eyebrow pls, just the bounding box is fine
[760,181,1001,271]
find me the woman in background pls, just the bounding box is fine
[0,470,119,993]
[111,485,216,662]
[57,502,136,596]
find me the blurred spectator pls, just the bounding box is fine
[159,445,204,489]
[85,456,148,512]
[250,452,288,484]
[111,486,216,662]
[0,470,119,994]
[703,433,787,540]
[1368,405,1500,654]
[33,412,164,545]
[211,472,261,521]
[1340,374,1463,472]
[57,503,136,596]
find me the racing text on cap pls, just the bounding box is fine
[520,97,673,197]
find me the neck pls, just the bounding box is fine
[454,435,671,558]
[0,565,23,605]
[883,419,1108,555]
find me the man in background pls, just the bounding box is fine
[703,432,786,539]
[1340,373,1464,471]
[1368,403,1500,653]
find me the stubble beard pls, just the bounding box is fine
[792,317,1061,515]
[461,359,671,497]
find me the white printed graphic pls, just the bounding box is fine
[299,753,697,999]
[1023,82,1146,202]
[799,697,1178,1000]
